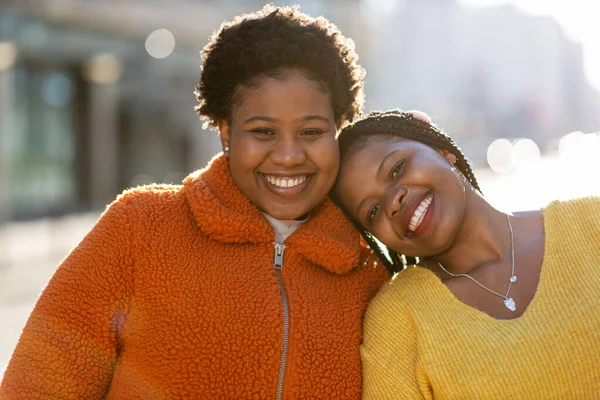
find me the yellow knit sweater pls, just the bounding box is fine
[362,197,600,399]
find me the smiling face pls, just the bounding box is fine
[219,69,339,220]
[335,135,467,257]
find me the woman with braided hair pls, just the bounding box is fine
[333,110,600,399]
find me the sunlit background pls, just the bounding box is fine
[1,0,599,376]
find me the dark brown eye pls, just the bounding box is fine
[251,129,275,138]
[390,160,406,180]
[367,204,380,224]
[299,129,324,137]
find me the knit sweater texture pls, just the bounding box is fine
[362,197,600,399]
[0,154,388,399]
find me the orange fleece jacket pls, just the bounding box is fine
[0,154,388,399]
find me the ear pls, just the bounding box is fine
[218,119,231,154]
[440,149,457,166]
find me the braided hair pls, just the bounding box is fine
[333,110,481,274]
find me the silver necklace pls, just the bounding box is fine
[436,214,518,312]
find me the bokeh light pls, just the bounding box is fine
[85,54,122,85]
[0,42,18,71]
[512,138,541,168]
[558,131,600,162]
[145,29,176,59]
[487,139,515,173]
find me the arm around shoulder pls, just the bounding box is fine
[0,194,137,399]
[361,282,432,400]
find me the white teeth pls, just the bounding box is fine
[264,175,307,189]
[408,194,433,232]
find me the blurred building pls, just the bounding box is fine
[0,0,368,222]
[360,0,600,163]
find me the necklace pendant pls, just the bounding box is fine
[504,297,517,312]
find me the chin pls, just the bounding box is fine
[263,206,306,221]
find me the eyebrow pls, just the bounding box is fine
[355,150,401,219]
[243,115,331,124]
[244,116,278,124]
[295,115,331,124]
[377,150,400,178]
[356,198,370,222]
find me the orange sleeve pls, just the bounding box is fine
[0,196,135,399]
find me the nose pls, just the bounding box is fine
[271,135,307,167]
[384,187,406,220]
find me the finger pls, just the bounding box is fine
[406,110,431,124]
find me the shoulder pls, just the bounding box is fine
[91,185,190,240]
[543,196,600,239]
[544,196,600,218]
[365,267,437,329]
[373,266,437,303]
[542,196,600,261]
[109,184,186,217]
[117,183,184,205]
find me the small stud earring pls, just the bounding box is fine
[224,146,230,152]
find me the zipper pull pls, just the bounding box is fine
[273,242,286,270]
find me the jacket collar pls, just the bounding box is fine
[183,154,361,274]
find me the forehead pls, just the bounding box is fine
[342,135,421,170]
[336,136,428,206]
[231,70,333,120]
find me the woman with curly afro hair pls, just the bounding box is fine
[2,5,397,399]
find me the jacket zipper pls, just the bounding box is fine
[273,241,289,400]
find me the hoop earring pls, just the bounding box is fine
[455,168,474,190]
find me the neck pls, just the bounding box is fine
[429,190,511,275]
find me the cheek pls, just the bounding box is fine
[311,137,340,177]
[226,157,249,192]
[378,224,398,245]
[229,136,266,171]
[411,156,459,190]
[368,218,395,245]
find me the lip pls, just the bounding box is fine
[259,173,314,197]
[401,191,434,238]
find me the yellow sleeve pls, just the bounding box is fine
[361,284,432,400]
[0,196,135,399]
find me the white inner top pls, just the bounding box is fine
[262,213,309,243]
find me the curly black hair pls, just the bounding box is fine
[194,4,365,129]
[332,110,481,274]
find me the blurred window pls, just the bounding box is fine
[9,63,77,219]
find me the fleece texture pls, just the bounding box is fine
[0,154,388,399]
[362,197,600,399]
